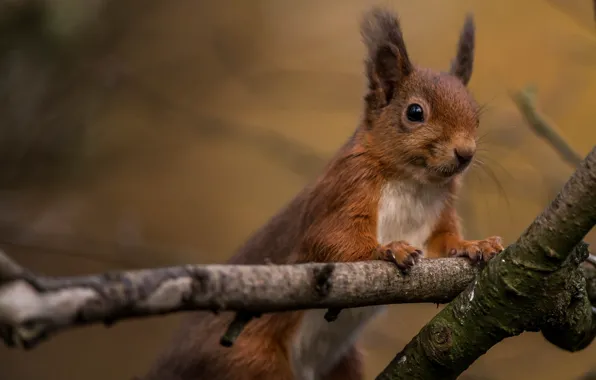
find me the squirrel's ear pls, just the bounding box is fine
[450,14,475,86]
[361,7,413,105]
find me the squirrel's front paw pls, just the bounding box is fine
[447,236,504,263]
[376,241,422,274]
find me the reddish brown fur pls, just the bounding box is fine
[142,7,503,380]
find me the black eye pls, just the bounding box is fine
[406,103,424,122]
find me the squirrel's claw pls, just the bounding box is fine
[376,241,423,274]
[447,236,504,264]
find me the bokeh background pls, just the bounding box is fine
[1,0,596,379]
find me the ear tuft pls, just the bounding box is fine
[450,13,475,86]
[360,7,412,105]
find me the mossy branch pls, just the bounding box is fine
[377,146,596,380]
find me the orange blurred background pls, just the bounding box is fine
[0,0,595,378]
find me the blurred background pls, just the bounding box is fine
[0,0,595,379]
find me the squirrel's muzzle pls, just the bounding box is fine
[454,148,474,167]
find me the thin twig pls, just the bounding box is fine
[0,251,24,283]
[220,312,261,347]
[511,86,583,167]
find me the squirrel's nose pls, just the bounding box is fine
[454,148,474,166]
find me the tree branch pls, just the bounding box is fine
[0,251,484,349]
[0,246,595,352]
[511,86,583,167]
[377,146,596,380]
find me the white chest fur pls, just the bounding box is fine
[290,180,447,380]
[376,179,447,248]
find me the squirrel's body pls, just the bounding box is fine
[293,179,450,380]
[143,7,503,380]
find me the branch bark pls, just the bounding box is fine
[0,245,595,351]
[0,251,484,349]
[376,146,596,380]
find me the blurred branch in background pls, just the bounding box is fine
[580,369,596,380]
[121,74,330,180]
[511,86,583,168]
[0,0,129,188]
[0,226,195,269]
[0,0,328,188]
[510,84,596,220]
[544,0,596,32]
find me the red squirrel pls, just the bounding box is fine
[143,7,503,380]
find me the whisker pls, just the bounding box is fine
[473,159,512,212]
[476,154,515,182]
[467,162,493,231]
[476,129,507,147]
[476,130,492,145]
[475,104,489,119]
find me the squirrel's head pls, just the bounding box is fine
[361,8,478,185]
